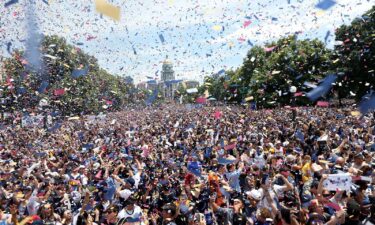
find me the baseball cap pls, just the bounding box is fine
[125,177,135,187]
[246,189,262,201]
[119,189,133,200]
[162,203,176,215]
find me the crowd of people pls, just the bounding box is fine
[0,104,374,225]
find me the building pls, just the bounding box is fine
[160,57,177,100]
[183,80,199,89]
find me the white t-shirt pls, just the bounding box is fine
[117,205,143,222]
[257,185,286,211]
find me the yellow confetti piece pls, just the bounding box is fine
[333,58,340,64]
[168,0,174,5]
[245,96,253,101]
[212,25,222,31]
[316,10,325,16]
[63,26,70,33]
[351,111,361,116]
[68,116,80,120]
[95,0,121,21]
[272,70,281,75]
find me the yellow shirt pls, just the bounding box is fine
[302,162,312,183]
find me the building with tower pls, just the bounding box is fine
[160,56,177,100]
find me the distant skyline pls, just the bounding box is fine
[0,0,374,84]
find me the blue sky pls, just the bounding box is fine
[0,0,374,84]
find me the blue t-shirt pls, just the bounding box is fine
[103,177,116,201]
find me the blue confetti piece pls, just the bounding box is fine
[247,40,254,46]
[271,17,278,21]
[42,0,49,5]
[217,69,225,75]
[146,89,158,105]
[6,42,12,54]
[48,122,62,132]
[187,161,202,176]
[359,94,375,115]
[315,0,336,10]
[4,0,18,7]
[296,74,303,80]
[83,143,94,150]
[159,34,165,43]
[38,81,49,93]
[132,45,137,55]
[218,157,236,165]
[306,74,337,101]
[72,65,89,78]
[324,31,331,43]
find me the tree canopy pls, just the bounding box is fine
[201,6,374,108]
[1,35,133,116]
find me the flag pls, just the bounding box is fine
[196,97,206,104]
[224,143,236,151]
[53,89,65,96]
[306,74,337,101]
[317,101,329,107]
[213,111,222,119]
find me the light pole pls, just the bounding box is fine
[289,86,297,106]
[289,86,297,121]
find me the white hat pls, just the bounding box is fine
[246,189,262,201]
[119,189,133,200]
[286,155,296,162]
[93,162,101,170]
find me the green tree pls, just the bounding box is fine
[1,35,131,115]
[240,35,333,107]
[333,6,375,101]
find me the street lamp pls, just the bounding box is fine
[289,86,297,121]
[289,86,297,94]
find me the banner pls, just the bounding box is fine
[22,115,44,128]
[323,174,352,191]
